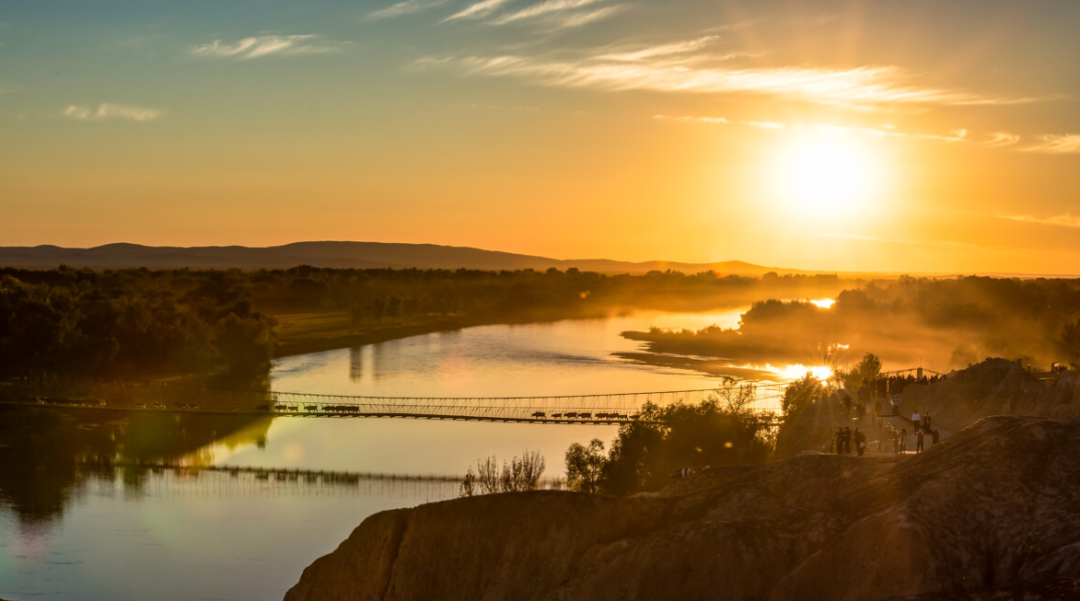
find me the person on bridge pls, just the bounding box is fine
[932,428,940,445]
[923,413,933,431]
[899,427,908,453]
[854,428,866,456]
[843,427,852,454]
[916,429,925,454]
[912,409,922,432]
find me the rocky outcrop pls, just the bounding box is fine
[285,416,1080,601]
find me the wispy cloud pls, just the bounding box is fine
[419,37,1055,108]
[63,103,162,122]
[652,114,985,146]
[367,0,448,21]
[598,36,717,62]
[190,35,346,59]
[654,114,728,124]
[983,132,1021,148]
[490,0,605,25]
[1023,134,1080,154]
[1000,213,1080,229]
[916,128,966,143]
[544,4,625,29]
[742,120,786,130]
[444,0,518,21]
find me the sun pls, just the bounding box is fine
[773,134,879,218]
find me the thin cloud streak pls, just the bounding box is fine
[63,103,162,122]
[1023,134,1080,154]
[653,114,985,145]
[423,39,1049,107]
[984,132,1021,148]
[653,114,728,124]
[490,0,605,25]
[367,0,447,21]
[190,35,345,59]
[597,36,717,62]
[444,0,517,21]
[1000,213,1080,229]
[544,5,625,29]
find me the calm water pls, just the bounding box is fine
[0,309,748,601]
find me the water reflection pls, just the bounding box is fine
[0,405,271,524]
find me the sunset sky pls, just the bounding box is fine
[2,0,1079,274]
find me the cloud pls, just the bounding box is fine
[543,4,625,29]
[63,103,162,122]
[916,128,966,143]
[1023,134,1080,154]
[742,120,785,130]
[190,35,345,59]
[421,39,1049,108]
[654,114,728,124]
[597,36,717,62]
[367,0,448,20]
[652,115,996,147]
[490,0,606,25]
[1000,213,1080,229]
[444,0,518,21]
[983,132,1020,148]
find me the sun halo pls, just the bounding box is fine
[772,134,881,219]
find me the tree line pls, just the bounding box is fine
[0,265,845,379]
[630,276,1080,371]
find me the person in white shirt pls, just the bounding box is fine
[912,410,922,432]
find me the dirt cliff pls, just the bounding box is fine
[285,416,1080,601]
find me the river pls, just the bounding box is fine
[1,308,760,601]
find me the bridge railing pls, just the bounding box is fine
[2,375,789,422]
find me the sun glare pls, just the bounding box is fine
[773,134,880,218]
[776,364,834,381]
[809,298,835,309]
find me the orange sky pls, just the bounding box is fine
[1,1,1079,274]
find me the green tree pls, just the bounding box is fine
[565,439,606,494]
[782,373,824,415]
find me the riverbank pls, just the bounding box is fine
[285,415,1080,601]
[613,351,784,381]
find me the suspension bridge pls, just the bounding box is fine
[1,380,789,424]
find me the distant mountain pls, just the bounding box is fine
[0,241,806,275]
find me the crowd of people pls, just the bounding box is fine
[866,371,947,398]
[832,426,868,456]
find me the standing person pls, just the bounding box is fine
[916,429,925,454]
[932,428,940,445]
[899,427,908,453]
[855,428,866,456]
[874,399,882,425]
[912,409,922,432]
[924,413,933,432]
[835,428,843,454]
[892,395,900,416]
